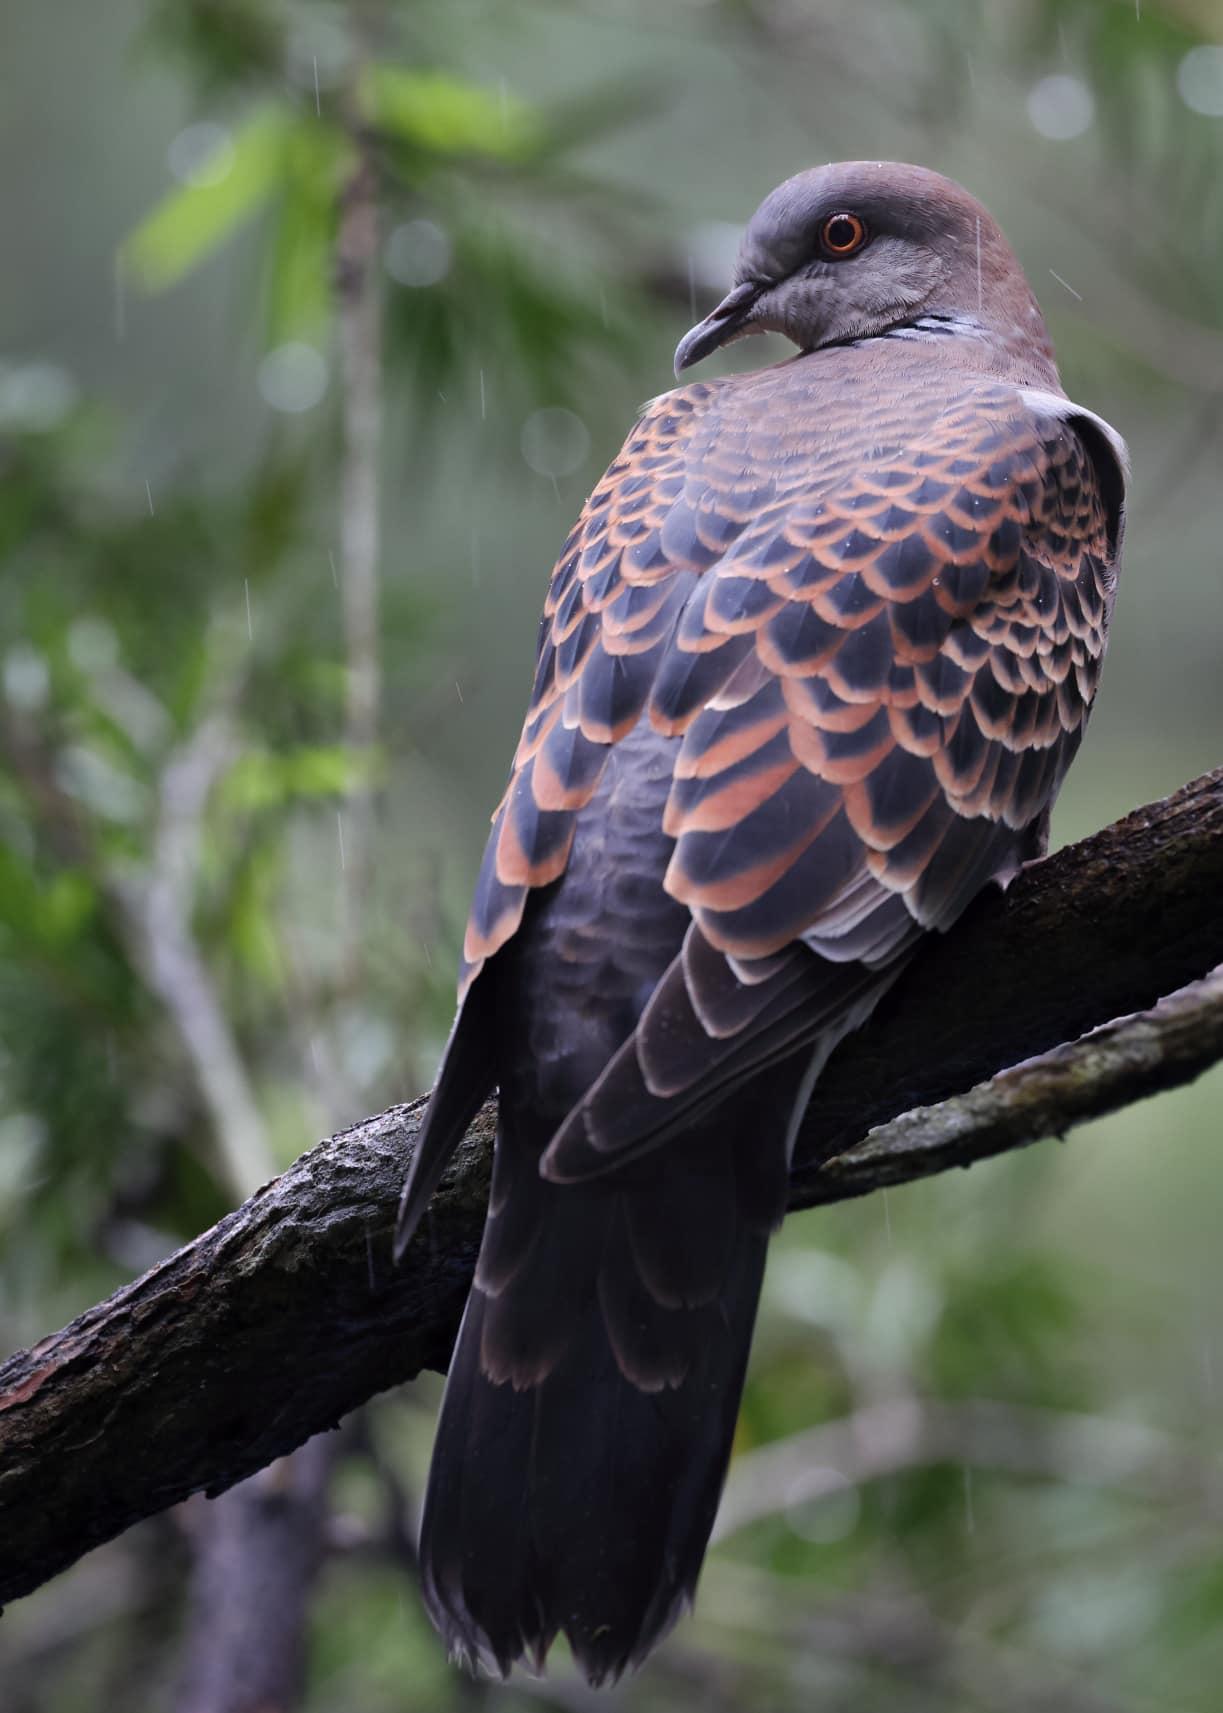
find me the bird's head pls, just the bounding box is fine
[674,161,1052,375]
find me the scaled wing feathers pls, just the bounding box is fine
[462,351,1124,1167]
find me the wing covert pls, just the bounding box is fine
[656,384,1120,962]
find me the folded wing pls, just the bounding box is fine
[399,361,1124,1244]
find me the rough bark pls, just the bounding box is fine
[807,966,1223,1202]
[0,767,1220,1610]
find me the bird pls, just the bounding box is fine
[394,160,1128,1685]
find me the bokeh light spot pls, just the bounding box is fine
[1027,74,1095,140]
[385,220,453,288]
[1178,47,1223,118]
[521,407,591,479]
[0,361,78,432]
[257,343,329,414]
[3,645,50,711]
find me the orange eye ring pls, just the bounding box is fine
[820,212,868,257]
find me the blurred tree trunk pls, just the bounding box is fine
[334,0,384,981]
[175,1440,336,1713]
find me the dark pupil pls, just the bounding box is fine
[826,217,857,249]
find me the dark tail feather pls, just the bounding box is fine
[394,978,496,1261]
[418,1105,789,1684]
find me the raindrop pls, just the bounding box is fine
[385,220,453,288]
[113,259,126,342]
[67,617,120,674]
[521,407,591,479]
[1178,47,1223,117]
[1026,74,1095,140]
[3,645,50,711]
[0,361,78,432]
[166,121,235,188]
[1048,267,1083,301]
[257,342,328,413]
[285,16,350,91]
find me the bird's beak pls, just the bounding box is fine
[673,280,764,376]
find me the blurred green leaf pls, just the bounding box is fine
[35,870,98,949]
[262,123,346,343]
[139,0,286,95]
[121,108,292,290]
[928,1252,1083,1404]
[220,743,382,814]
[360,65,541,161]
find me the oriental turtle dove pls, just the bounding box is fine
[394,160,1128,1685]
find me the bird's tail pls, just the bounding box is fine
[417,1103,789,1685]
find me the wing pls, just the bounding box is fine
[433,349,1123,1200]
[658,380,1123,951]
[539,367,1125,1181]
[457,384,723,998]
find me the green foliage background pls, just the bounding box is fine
[2,2,1222,1709]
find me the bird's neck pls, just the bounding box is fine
[871,308,1062,390]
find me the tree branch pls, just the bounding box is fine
[805,963,1223,1204]
[788,766,1223,1199]
[116,707,276,1199]
[1,767,1220,1608]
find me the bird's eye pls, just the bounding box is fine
[819,213,868,257]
